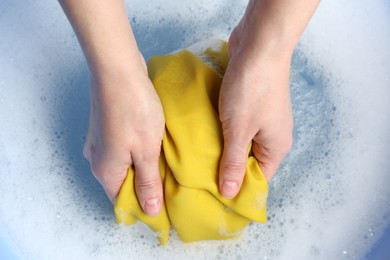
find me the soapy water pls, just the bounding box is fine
[0,0,389,259]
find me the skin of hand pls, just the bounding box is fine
[219,0,320,198]
[59,0,320,216]
[59,0,164,216]
[84,65,165,216]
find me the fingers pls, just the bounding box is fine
[83,138,164,217]
[219,136,249,199]
[83,148,128,204]
[219,132,292,200]
[133,151,163,217]
[253,146,284,182]
[253,131,293,181]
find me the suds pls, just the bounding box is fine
[0,0,389,259]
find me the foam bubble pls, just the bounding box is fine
[0,0,389,259]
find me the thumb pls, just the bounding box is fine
[219,138,249,199]
[133,155,163,217]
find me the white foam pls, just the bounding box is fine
[0,0,389,259]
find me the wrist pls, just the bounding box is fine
[229,0,319,63]
[229,12,295,65]
[60,0,146,85]
[89,49,148,87]
[228,26,293,79]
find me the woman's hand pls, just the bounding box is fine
[218,36,293,198]
[219,0,319,198]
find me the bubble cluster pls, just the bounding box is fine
[1,0,389,259]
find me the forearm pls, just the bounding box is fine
[231,0,320,62]
[220,0,319,190]
[58,0,143,82]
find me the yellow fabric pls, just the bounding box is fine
[114,42,268,245]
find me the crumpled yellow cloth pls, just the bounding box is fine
[114,41,268,245]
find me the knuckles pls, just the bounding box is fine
[134,177,161,193]
[220,159,247,178]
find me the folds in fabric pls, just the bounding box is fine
[114,41,268,245]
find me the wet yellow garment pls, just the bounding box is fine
[114,42,268,245]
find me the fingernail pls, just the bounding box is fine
[144,198,161,217]
[222,181,238,199]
